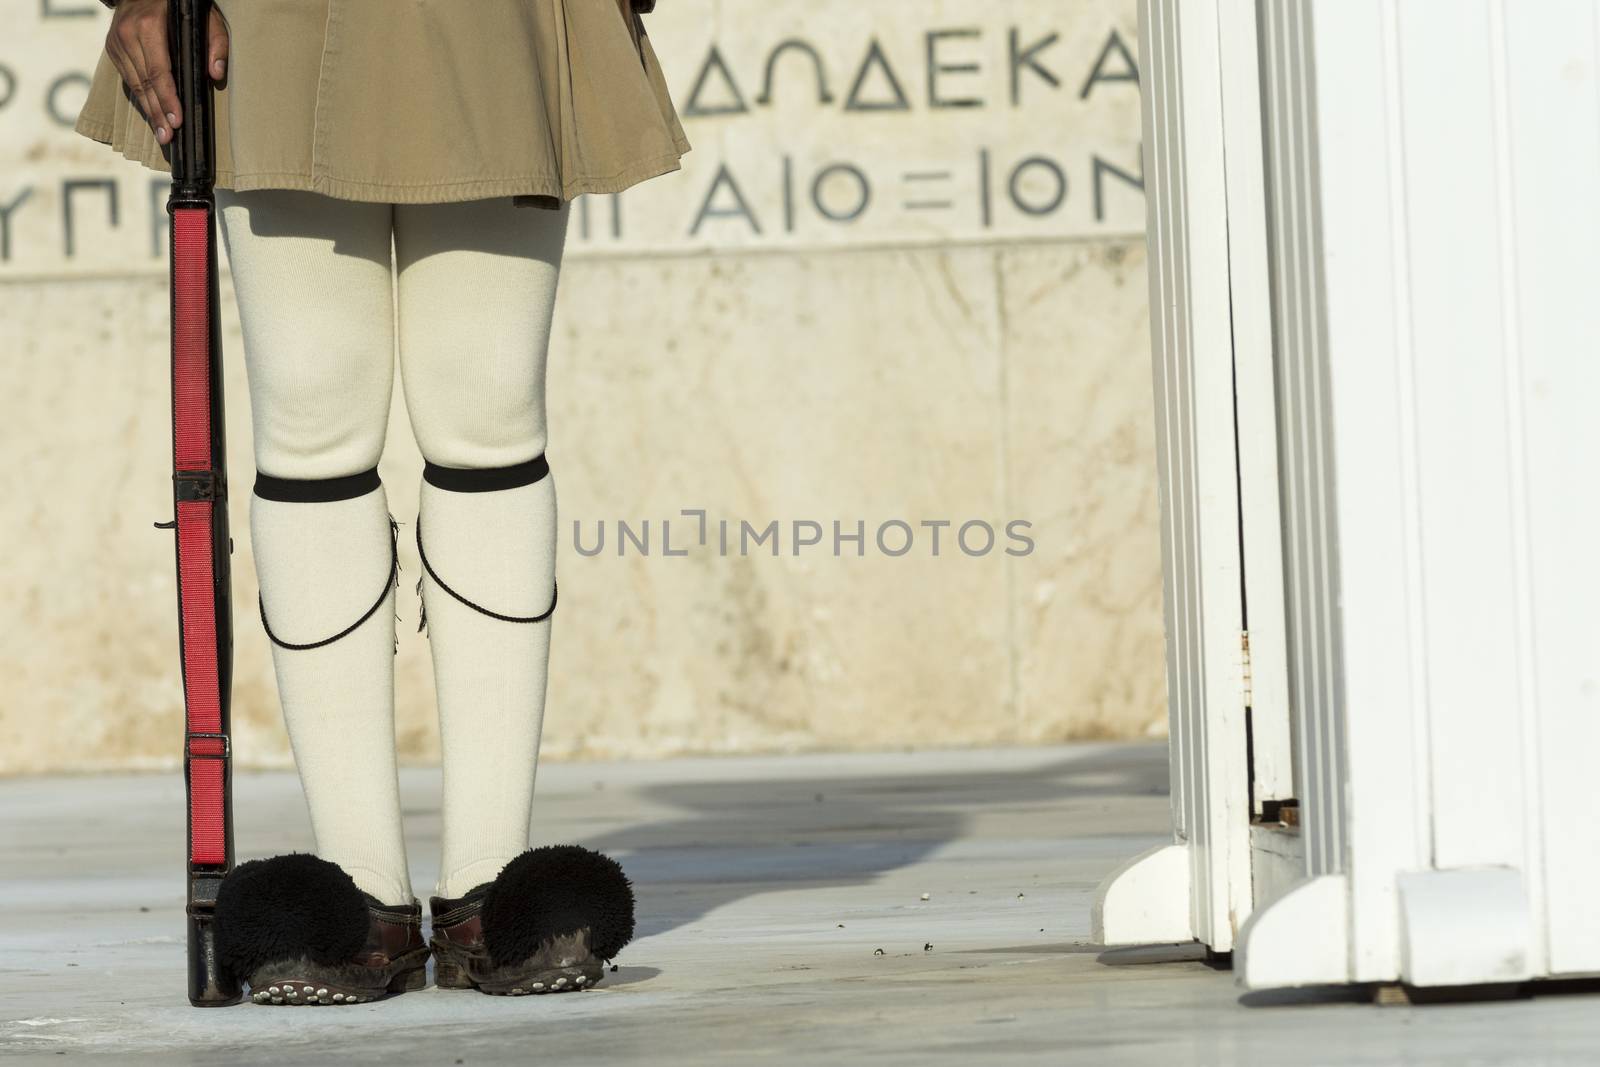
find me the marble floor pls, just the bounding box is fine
[1,744,1594,1064]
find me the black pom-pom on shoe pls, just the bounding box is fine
[430,845,635,996]
[214,854,428,1006]
[215,854,368,976]
[482,845,635,965]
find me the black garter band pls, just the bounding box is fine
[414,454,558,630]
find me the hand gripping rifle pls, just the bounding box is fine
[156,0,242,1007]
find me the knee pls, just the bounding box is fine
[254,434,388,483]
[246,340,393,476]
[250,366,390,480]
[410,394,548,472]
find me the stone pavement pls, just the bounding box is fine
[2,744,1596,1064]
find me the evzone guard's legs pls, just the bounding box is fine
[215,187,415,909]
[211,189,633,1002]
[393,199,636,996]
[392,196,568,901]
[211,187,427,1004]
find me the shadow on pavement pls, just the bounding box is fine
[562,743,1170,942]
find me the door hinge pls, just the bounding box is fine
[1241,628,1253,709]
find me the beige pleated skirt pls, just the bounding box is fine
[73,0,692,205]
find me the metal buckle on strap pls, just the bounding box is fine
[174,471,219,502]
[187,870,226,902]
[185,733,231,760]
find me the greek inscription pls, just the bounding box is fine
[47,71,91,127]
[690,165,762,236]
[925,29,983,109]
[1008,156,1067,216]
[1009,28,1060,104]
[0,188,35,261]
[844,39,911,113]
[757,39,834,106]
[41,0,100,18]
[1080,28,1139,99]
[6,15,1143,272]
[811,163,870,223]
[62,177,117,257]
[1092,153,1143,223]
[685,46,748,117]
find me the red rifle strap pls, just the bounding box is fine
[171,206,226,866]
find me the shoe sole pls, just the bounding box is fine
[247,947,430,1006]
[432,932,605,996]
[437,959,603,996]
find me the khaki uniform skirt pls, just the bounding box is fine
[73,0,692,206]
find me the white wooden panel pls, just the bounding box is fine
[1138,0,1193,856]
[1257,0,1347,877]
[1218,0,1295,814]
[1394,0,1529,873]
[1300,0,1434,983]
[1172,0,1253,942]
[1242,0,1600,987]
[1398,869,1535,987]
[1496,0,1600,976]
[1484,0,1551,980]
[1092,844,1193,946]
[1125,0,1253,952]
[1236,875,1349,988]
[1118,0,1600,980]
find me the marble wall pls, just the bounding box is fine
[0,0,1165,773]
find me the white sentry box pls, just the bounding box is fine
[1095,0,1600,990]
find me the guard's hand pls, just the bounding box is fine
[105,0,229,146]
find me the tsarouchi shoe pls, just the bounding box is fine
[429,844,635,996]
[215,853,429,1005]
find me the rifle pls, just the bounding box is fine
[157,0,241,1008]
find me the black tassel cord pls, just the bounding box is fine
[394,516,431,636]
[385,515,435,637]
[388,515,408,650]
